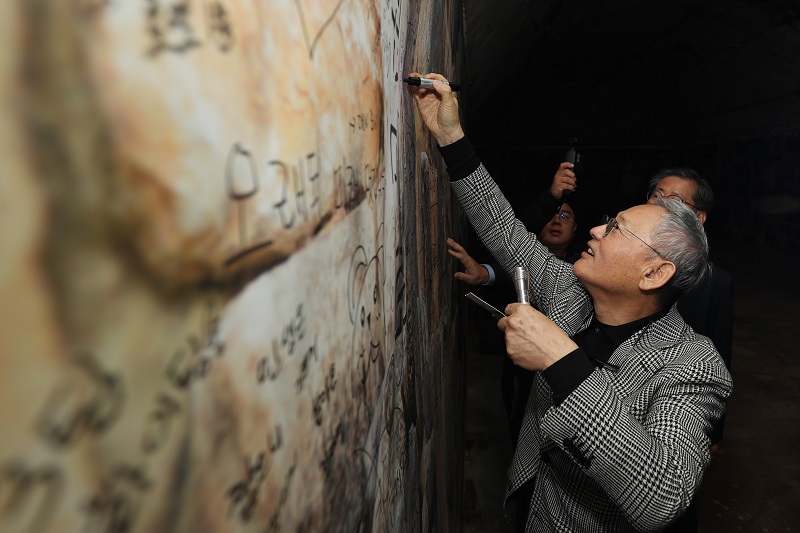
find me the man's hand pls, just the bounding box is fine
[407,72,465,146]
[447,238,490,285]
[549,162,577,199]
[498,304,578,371]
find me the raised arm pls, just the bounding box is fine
[408,73,590,332]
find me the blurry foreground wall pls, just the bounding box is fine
[0,1,466,531]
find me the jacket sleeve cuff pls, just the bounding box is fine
[542,348,595,406]
[437,136,481,181]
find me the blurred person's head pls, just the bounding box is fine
[646,168,715,225]
[538,203,577,258]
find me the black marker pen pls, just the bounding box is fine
[403,76,461,91]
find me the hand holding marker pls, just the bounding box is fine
[403,76,462,91]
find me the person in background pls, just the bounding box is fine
[449,161,580,287]
[646,167,734,533]
[447,166,580,443]
[535,201,579,262]
[646,169,733,403]
[409,71,731,532]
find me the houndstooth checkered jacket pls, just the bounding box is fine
[451,164,732,532]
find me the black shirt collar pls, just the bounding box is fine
[590,306,671,349]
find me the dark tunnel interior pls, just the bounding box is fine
[460,0,800,256]
[457,1,800,531]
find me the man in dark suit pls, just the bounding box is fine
[409,72,732,532]
[646,169,734,403]
[646,168,734,533]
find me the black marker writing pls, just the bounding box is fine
[204,1,234,52]
[295,335,319,392]
[141,394,182,455]
[225,423,282,523]
[269,151,321,229]
[35,353,125,448]
[82,464,151,533]
[333,158,358,209]
[145,0,236,57]
[281,304,306,354]
[388,124,398,184]
[256,340,283,383]
[294,0,347,59]
[226,142,260,247]
[165,312,225,388]
[227,452,266,523]
[319,423,344,481]
[311,363,337,426]
[263,463,296,533]
[0,461,63,532]
[145,0,202,57]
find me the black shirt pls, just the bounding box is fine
[543,307,671,405]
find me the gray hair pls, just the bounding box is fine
[648,197,711,308]
[648,167,715,212]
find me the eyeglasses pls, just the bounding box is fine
[601,215,667,260]
[555,211,574,222]
[648,189,699,211]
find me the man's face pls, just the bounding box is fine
[573,204,666,296]
[649,175,697,204]
[648,176,706,224]
[538,203,577,250]
[648,175,707,225]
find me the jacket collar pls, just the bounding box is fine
[609,304,690,373]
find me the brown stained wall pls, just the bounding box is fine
[0,1,467,531]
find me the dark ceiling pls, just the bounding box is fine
[461,0,800,148]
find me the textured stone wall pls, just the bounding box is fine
[0,1,466,531]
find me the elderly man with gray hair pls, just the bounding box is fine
[408,72,731,533]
